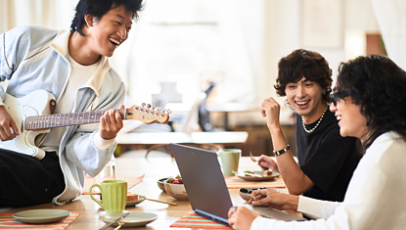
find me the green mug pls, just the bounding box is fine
[89,180,127,213]
[218,149,241,176]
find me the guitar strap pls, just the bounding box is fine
[34,99,57,147]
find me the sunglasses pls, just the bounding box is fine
[330,90,352,106]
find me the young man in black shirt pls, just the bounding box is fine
[257,49,361,201]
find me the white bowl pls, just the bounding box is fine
[164,182,188,200]
[157,178,167,192]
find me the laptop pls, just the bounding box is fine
[170,144,305,226]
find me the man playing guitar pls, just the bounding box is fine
[0,0,143,207]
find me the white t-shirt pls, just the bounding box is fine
[41,54,98,150]
[251,131,406,230]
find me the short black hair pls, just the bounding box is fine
[335,55,406,150]
[70,0,143,36]
[274,49,333,103]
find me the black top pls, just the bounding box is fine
[296,109,361,201]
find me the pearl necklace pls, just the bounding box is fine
[302,104,328,133]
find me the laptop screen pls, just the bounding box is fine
[170,144,233,220]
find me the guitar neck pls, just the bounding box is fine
[25,109,127,130]
[24,104,170,130]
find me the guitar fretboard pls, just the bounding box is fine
[25,109,127,130]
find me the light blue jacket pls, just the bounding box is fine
[0,25,126,205]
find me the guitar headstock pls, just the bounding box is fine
[126,104,170,124]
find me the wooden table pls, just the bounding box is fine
[0,155,287,229]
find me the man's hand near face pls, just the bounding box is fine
[261,97,281,130]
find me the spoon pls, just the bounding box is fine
[145,197,177,206]
[249,152,257,162]
[113,222,125,230]
[130,194,177,206]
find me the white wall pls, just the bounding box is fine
[230,0,380,127]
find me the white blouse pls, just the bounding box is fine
[252,131,406,230]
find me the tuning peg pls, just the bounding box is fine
[142,102,146,107]
[152,105,156,110]
[147,104,151,108]
[162,109,166,113]
[166,109,172,114]
[157,107,161,111]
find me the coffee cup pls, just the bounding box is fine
[89,180,127,213]
[218,149,241,176]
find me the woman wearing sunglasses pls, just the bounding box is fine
[228,55,406,230]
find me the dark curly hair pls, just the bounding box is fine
[274,49,333,103]
[335,55,406,151]
[70,0,143,36]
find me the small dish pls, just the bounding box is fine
[13,209,70,224]
[236,171,280,181]
[157,177,168,192]
[100,212,158,227]
[126,194,146,207]
[164,182,188,200]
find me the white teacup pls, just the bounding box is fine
[218,149,241,176]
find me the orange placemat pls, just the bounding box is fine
[225,176,286,189]
[170,213,232,229]
[83,175,144,195]
[0,212,80,229]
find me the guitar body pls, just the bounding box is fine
[1,90,54,159]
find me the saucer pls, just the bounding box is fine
[126,194,146,207]
[100,212,158,227]
[14,209,70,224]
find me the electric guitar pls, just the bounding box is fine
[0,90,170,159]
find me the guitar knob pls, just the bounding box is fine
[142,102,146,107]
[147,104,151,108]
[166,109,172,114]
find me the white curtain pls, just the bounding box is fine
[213,0,255,103]
[0,0,78,34]
[371,0,406,70]
[112,0,256,105]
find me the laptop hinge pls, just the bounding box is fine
[195,209,230,227]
